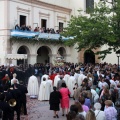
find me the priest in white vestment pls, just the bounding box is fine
[67,74,76,97]
[53,73,60,87]
[63,73,70,87]
[41,74,49,82]
[27,75,39,98]
[38,77,51,101]
[47,77,53,92]
[78,71,86,86]
[74,71,79,83]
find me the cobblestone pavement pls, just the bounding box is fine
[20,97,74,120]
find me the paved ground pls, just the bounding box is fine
[20,97,74,120]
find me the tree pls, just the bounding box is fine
[63,0,120,59]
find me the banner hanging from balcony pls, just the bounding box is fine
[11,30,39,38]
[11,30,74,40]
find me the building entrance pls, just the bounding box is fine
[37,46,51,64]
[84,50,95,64]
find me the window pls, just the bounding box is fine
[20,15,26,27]
[59,22,64,32]
[86,0,94,13]
[41,19,47,29]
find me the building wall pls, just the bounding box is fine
[100,45,118,64]
[10,41,78,65]
[9,0,71,30]
[0,0,11,65]
[1,0,115,65]
[39,0,70,8]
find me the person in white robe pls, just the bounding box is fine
[27,75,39,98]
[41,74,49,82]
[74,71,79,83]
[67,74,76,97]
[11,73,19,85]
[38,77,51,101]
[44,82,51,100]
[54,73,60,87]
[63,73,70,87]
[78,71,86,86]
[47,77,53,92]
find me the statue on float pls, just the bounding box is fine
[54,51,65,66]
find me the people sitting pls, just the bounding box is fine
[15,24,20,30]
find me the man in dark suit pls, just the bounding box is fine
[0,94,13,120]
[17,82,28,115]
[11,83,22,120]
[2,85,13,102]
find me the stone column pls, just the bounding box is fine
[29,54,37,64]
[65,54,72,62]
[64,54,72,62]
[49,54,56,65]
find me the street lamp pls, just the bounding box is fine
[116,50,120,72]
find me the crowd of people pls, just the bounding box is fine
[27,62,120,120]
[0,62,120,120]
[15,24,62,34]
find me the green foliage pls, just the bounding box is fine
[10,36,64,45]
[62,0,120,59]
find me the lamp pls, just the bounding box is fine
[116,50,120,72]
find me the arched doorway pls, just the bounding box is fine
[58,47,66,58]
[84,50,95,64]
[37,46,51,64]
[17,46,29,65]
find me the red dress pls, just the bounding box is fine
[59,87,70,109]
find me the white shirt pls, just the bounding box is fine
[79,111,86,118]
[94,110,106,120]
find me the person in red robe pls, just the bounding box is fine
[49,72,57,84]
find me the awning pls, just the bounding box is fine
[6,54,27,60]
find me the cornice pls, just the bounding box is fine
[19,0,72,13]
[39,12,50,17]
[17,7,30,13]
[57,15,66,20]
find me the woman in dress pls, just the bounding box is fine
[59,83,70,116]
[49,86,62,118]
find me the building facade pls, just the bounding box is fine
[0,0,118,65]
